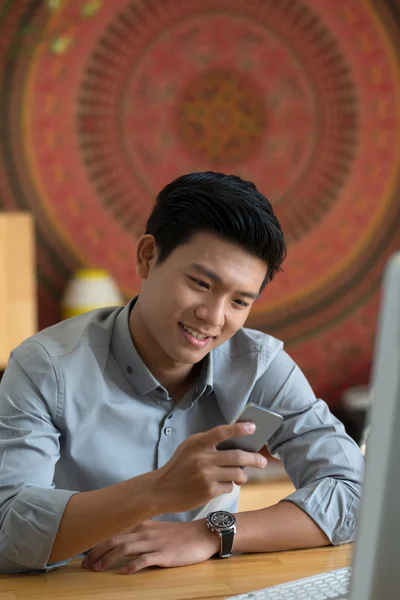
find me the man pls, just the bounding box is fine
[0,172,363,574]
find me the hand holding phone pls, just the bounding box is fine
[218,403,284,453]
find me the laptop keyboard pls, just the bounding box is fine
[226,566,352,599]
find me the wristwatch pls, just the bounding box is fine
[206,510,236,558]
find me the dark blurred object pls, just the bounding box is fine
[332,385,371,445]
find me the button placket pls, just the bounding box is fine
[156,409,181,469]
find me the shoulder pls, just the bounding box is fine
[212,328,316,422]
[214,326,283,364]
[12,305,122,366]
[211,328,289,422]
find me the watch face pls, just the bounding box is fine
[209,511,236,529]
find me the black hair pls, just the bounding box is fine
[145,171,286,290]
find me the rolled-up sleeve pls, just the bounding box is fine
[0,342,76,573]
[258,349,364,545]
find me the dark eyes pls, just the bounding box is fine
[191,277,209,289]
[234,299,249,308]
[188,277,249,308]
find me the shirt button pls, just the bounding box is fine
[164,427,172,435]
[126,366,133,374]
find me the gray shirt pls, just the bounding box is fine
[0,299,364,573]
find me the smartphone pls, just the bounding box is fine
[218,403,284,453]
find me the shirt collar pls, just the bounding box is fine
[194,351,214,399]
[111,297,214,399]
[111,297,160,396]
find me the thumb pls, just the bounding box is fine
[259,445,269,462]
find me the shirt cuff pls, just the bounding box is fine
[0,487,78,571]
[280,477,359,545]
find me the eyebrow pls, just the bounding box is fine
[190,262,260,300]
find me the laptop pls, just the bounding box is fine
[227,251,400,600]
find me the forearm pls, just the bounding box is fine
[234,501,330,554]
[49,471,161,563]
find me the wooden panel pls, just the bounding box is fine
[0,213,37,370]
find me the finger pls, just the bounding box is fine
[92,541,155,571]
[217,466,248,486]
[216,449,267,469]
[129,520,153,535]
[119,552,162,575]
[82,537,120,568]
[82,531,137,568]
[196,422,256,448]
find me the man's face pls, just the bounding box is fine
[136,232,267,367]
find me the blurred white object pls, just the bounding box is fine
[62,268,123,320]
[341,385,372,412]
[359,425,370,456]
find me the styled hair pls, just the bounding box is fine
[145,171,286,290]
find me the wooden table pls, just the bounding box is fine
[0,545,352,600]
[0,479,351,599]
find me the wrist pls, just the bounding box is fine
[193,519,221,555]
[147,466,177,514]
[127,470,166,519]
[206,511,237,557]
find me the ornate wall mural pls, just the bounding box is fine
[0,0,399,403]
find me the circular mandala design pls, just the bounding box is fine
[77,2,357,244]
[175,68,266,165]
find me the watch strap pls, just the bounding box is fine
[220,529,235,558]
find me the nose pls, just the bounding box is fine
[195,297,225,329]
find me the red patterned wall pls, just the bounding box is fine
[0,0,399,405]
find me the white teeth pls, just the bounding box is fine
[181,323,208,340]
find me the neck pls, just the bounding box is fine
[128,300,200,395]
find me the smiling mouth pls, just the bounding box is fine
[179,322,214,341]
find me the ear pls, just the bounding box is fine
[136,235,158,279]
